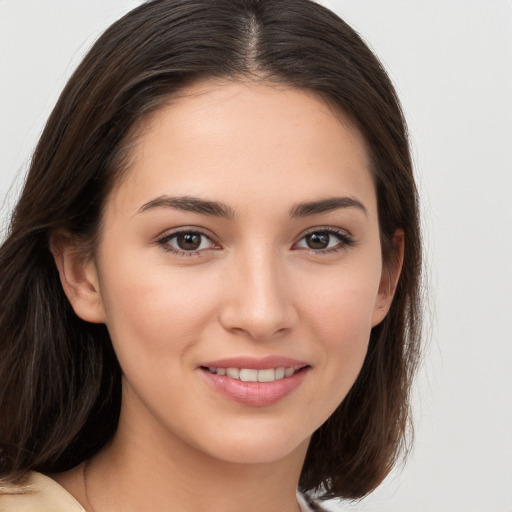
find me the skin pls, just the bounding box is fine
[51,79,402,512]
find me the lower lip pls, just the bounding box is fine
[199,367,310,407]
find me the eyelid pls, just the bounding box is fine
[156,226,221,256]
[292,226,354,253]
[154,225,353,257]
[299,225,352,238]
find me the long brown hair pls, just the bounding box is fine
[0,0,422,500]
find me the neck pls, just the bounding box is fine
[85,392,309,512]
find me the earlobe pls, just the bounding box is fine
[49,231,106,324]
[371,230,404,327]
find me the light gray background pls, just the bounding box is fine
[1,1,511,511]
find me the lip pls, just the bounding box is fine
[198,356,311,407]
[200,355,308,370]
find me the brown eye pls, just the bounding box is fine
[176,232,202,251]
[158,230,217,254]
[294,229,352,253]
[304,232,330,249]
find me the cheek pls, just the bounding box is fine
[300,264,381,406]
[97,256,222,368]
[303,261,381,339]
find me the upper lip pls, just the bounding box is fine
[200,355,309,370]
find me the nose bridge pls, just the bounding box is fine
[220,242,297,339]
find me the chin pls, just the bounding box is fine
[195,427,311,466]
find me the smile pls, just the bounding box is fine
[200,364,310,407]
[205,366,299,382]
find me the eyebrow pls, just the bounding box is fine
[138,194,367,219]
[138,195,236,219]
[289,196,367,217]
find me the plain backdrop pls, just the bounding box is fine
[1,1,511,511]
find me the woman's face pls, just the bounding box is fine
[80,80,395,465]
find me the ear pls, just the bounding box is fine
[49,230,106,324]
[371,230,404,327]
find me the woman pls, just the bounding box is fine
[0,0,422,510]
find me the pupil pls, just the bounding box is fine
[177,233,201,250]
[306,232,329,249]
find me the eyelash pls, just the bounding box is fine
[157,230,219,257]
[296,227,354,255]
[156,227,353,257]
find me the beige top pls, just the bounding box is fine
[0,471,318,511]
[0,472,85,512]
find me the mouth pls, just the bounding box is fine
[198,363,311,407]
[201,365,307,382]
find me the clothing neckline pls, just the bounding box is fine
[1,470,320,512]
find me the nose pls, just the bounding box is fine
[218,248,298,341]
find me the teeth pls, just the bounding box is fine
[207,366,300,382]
[257,368,275,382]
[275,367,285,379]
[226,368,240,379]
[239,369,258,382]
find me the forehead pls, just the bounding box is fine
[109,79,375,217]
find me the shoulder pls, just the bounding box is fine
[0,471,85,512]
[1,473,323,512]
